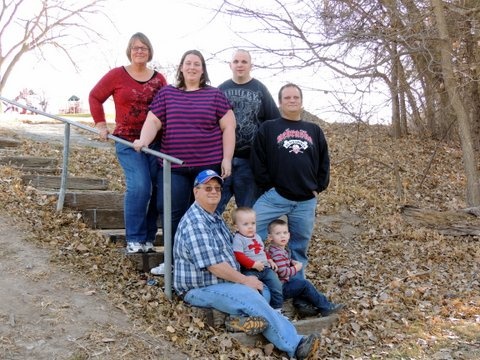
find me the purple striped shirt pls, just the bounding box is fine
[149,85,232,167]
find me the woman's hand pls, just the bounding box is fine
[221,158,232,178]
[95,122,109,141]
[133,139,147,152]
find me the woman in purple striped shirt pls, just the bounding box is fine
[134,50,236,274]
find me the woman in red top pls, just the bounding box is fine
[89,32,167,254]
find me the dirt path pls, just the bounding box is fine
[0,215,187,360]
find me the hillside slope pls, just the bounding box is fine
[0,119,478,359]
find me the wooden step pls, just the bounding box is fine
[0,155,58,168]
[0,137,21,147]
[229,314,339,346]
[13,166,59,175]
[40,191,124,210]
[22,174,108,190]
[98,229,164,246]
[124,248,164,272]
[82,208,124,229]
[189,299,340,345]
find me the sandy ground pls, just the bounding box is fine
[0,216,188,360]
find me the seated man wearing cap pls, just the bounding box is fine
[173,169,320,359]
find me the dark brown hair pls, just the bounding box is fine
[175,49,210,89]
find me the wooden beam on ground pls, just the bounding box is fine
[401,204,480,236]
[13,166,59,174]
[0,137,21,147]
[0,156,58,168]
[189,301,340,347]
[40,191,124,210]
[22,175,109,190]
[98,229,164,246]
[82,209,125,229]
[124,249,164,272]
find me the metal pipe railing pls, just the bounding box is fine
[0,95,182,300]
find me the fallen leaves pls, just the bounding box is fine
[0,122,479,359]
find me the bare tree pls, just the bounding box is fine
[431,0,480,206]
[0,0,110,97]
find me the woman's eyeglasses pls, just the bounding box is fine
[131,46,149,52]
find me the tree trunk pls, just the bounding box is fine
[431,0,480,206]
[391,44,402,138]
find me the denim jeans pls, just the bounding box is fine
[115,142,158,244]
[184,283,303,357]
[253,188,317,278]
[243,268,284,309]
[283,277,333,311]
[217,157,259,214]
[157,164,222,238]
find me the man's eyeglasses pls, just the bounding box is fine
[199,185,222,193]
[132,46,149,52]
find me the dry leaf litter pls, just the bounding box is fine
[0,121,478,359]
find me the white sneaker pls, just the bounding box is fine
[144,242,156,253]
[151,263,165,276]
[126,242,144,254]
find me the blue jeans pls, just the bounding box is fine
[253,188,317,278]
[115,142,158,244]
[283,278,333,311]
[184,283,303,357]
[157,164,221,238]
[243,268,284,309]
[217,157,259,214]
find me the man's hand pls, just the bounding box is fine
[242,275,264,292]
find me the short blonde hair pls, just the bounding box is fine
[231,207,256,224]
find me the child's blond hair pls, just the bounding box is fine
[231,206,256,225]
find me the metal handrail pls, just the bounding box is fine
[0,95,182,300]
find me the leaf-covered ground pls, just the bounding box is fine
[0,121,478,359]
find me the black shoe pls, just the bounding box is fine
[295,334,320,360]
[320,303,345,317]
[294,302,320,318]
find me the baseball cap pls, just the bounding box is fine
[194,169,223,187]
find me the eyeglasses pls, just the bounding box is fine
[131,46,149,52]
[199,185,222,193]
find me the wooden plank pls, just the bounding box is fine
[98,229,164,246]
[124,250,164,272]
[0,156,58,167]
[22,175,109,190]
[14,166,59,175]
[82,209,124,229]
[190,300,339,346]
[39,191,124,210]
[229,315,339,346]
[0,137,21,148]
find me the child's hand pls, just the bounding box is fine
[268,259,278,271]
[252,261,265,271]
[294,262,303,271]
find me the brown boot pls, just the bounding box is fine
[224,315,268,335]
